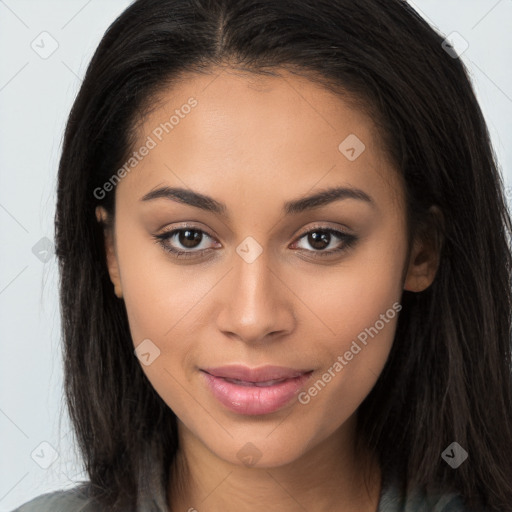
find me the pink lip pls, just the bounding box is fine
[201,365,313,415]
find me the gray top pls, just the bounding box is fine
[11,480,468,511]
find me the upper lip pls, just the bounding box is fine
[202,365,313,383]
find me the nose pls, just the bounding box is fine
[215,248,296,344]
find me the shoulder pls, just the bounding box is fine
[379,479,469,512]
[10,485,99,512]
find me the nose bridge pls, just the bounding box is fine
[236,241,273,309]
[216,240,294,342]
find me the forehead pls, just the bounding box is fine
[118,68,402,212]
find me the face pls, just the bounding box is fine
[97,68,437,468]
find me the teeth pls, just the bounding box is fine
[223,377,287,387]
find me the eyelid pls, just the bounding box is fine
[155,222,352,244]
[157,221,215,238]
[293,222,354,238]
[290,225,357,257]
[155,222,220,249]
[153,222,357,259]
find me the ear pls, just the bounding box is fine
[95,206,123,298]
[403,205,444,292]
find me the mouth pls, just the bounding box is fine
[200,365,314,415]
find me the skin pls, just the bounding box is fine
[96,67,440,512]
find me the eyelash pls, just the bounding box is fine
[152,224,358,260]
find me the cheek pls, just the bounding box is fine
[115,239,210,415]
[292,231,405,349]
[290,276,401,439]
[110,227,205,406]
[114,220,210,340]
[290,237,405,418]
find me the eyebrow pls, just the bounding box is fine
[140,185,375,219]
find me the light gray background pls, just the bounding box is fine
[1,1,511,510]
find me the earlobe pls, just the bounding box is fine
[95,206,123,299]
[403,205,444,293]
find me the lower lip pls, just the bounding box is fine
[201,371,312,415]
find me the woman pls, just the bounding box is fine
[13,0,512,511]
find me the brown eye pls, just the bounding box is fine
[292,227,358,258]
[153,227,218,259]
[307,231,331,250]
[177,229,204,249]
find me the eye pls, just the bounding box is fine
[153,225,219,259]
[291,226,357,258]
[153,224,358,260]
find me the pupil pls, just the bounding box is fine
[179,229,202,248]
[309,231,329,250]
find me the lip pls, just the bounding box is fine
[200,365,313,415]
